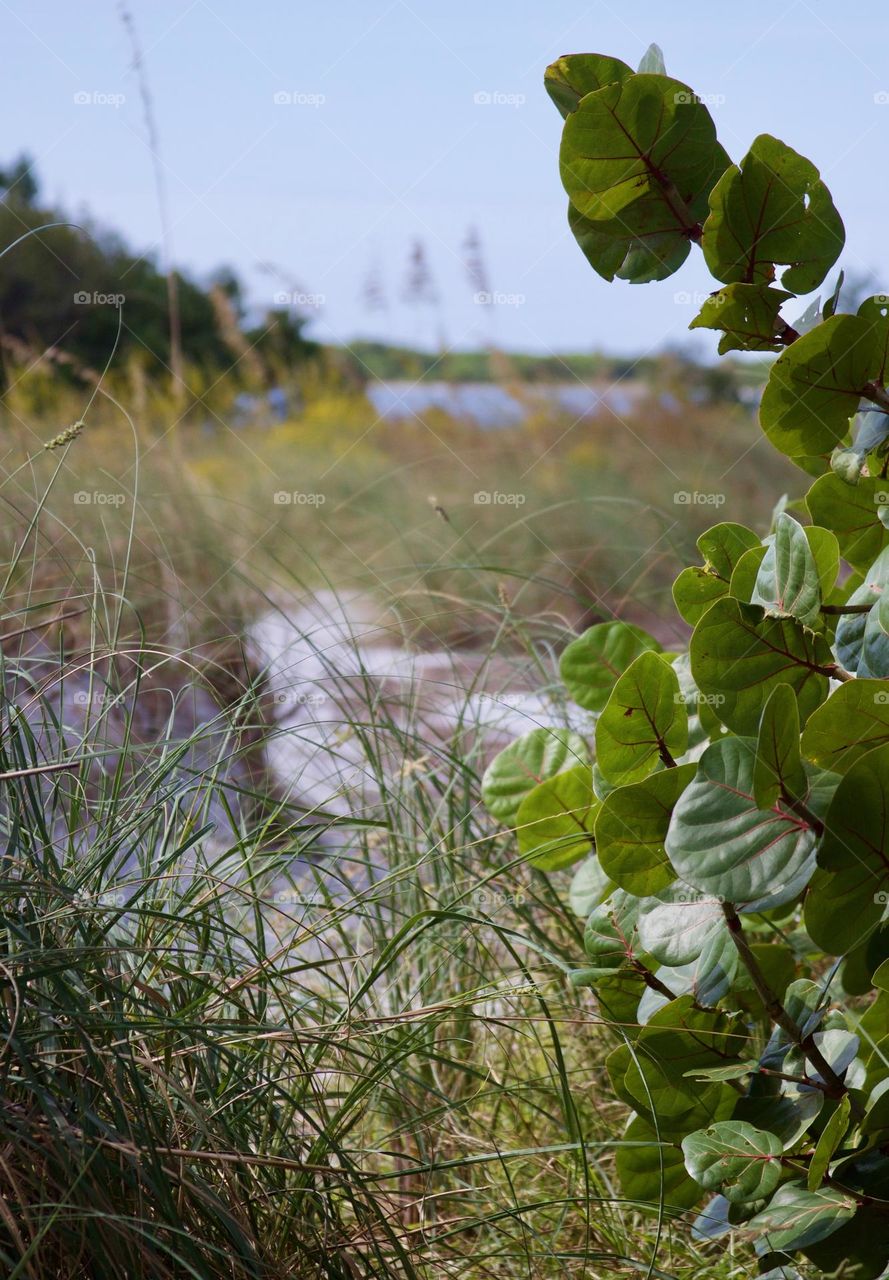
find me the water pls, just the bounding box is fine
[365,380,645,427]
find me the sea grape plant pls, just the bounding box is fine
[481,43,889,1276]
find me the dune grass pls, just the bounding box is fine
[0,386,779,1278]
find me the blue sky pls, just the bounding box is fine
[4,0,888,356]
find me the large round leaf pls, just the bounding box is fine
[806,472,889,574]
[681,1120,783,1204]
[801,679,889,775]
[516,764,597,870]
[481,728,589,826]
[759,314,885,459]
[673,522,761,626]
[568,855,612,917]
[754,683,806,809]
[743,1184,856,1252]
[834,545,889,675]
[595,763,695,895]
[544,52,633,118]
[862,594,889,678]
[690,282,793,355]
[665,737,834,907]
[560,73,729,242]
[595,651,688,784]
[805,743,889,951]
[611,997,743,1137]
[751,513,822,628]
[559,620,660,712]
[617,1115,703,1212]
[637,883,727,966]
[701,134,844,293]
[689,597,833,734]
[583,889,640,970]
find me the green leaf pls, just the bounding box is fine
[802,1208,889,1280]
[595,763,695,894]
[591,969,648,1028]
[805,525,841,597]
[665,737,831,907]
[481,728,590,825]
[801,679,889,775]
[806,473,889,574]
[806,864,885,956]
[834,545,889,675]
[516,764,597,870]
[637,885,727,967]
[568,855,612,917]
[701,134,844,293]
[615,1115,703,1212]
[673,522,762,626]
[751,513,822,627]
[567,202,690,283]
[734,943,797,1020]
[682,1121,783,1204]
[862,593,889,677]
[805,744,889,951]
[729,544,768,604]
[560,619,661,712]
[759,314,887,460]
[743,1183,856,1252]
[734,1092,823,1149]
[559,73,729,265]
[544,52,633,118]
[754,684,806,809]
[614,998,743,1136]
[819,743,889,876]
[636,42,666,75]
[689,597,833,734]
[583,889,641,970]
[595,651,688,784]
[684,1061,758,1082]
[690,283,793,354]
[807,1096,851,1191]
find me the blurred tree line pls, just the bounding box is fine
[0,154,318,390]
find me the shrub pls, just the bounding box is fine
[482,42,889,1277]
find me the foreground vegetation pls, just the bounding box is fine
[479,40,889,1280]
[6,35,886,1280]
[0,298,802,1277]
